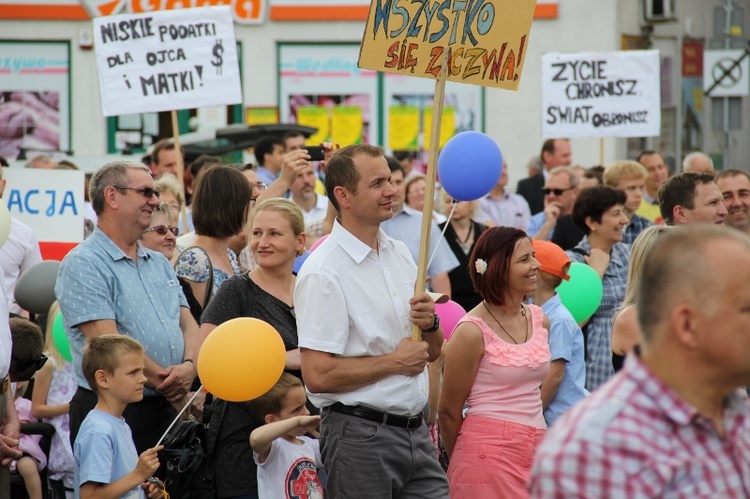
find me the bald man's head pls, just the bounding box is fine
[638,225,750,345]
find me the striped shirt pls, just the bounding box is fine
[530,352,750,498]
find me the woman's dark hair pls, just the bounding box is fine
[192,165,253,237]
[469,226,529,306]
[572,186,626,235]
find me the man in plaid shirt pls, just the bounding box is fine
[530,224,750,497]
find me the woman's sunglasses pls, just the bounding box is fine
[144,225,179,237]
[11,354,48,372]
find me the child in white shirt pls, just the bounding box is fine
[249,373,323,499]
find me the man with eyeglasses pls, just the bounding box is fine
[55,161,200,461]
[527,166,580,242]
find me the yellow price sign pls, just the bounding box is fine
[389,105,420,151]
[297,106,330,145]
[331,106,363,146]
[423,106,455,150]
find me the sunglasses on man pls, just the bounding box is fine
[114,186,160,199]
[542,187,575,196]
[11,354,48,373]
[144,225,179,237]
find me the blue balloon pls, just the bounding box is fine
[293,250,311,274]
[437,132,503,201]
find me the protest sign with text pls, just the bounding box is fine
[542,50,661,138]
[93,6,242,116]
[358,0,536,90]
[3,168,84,245]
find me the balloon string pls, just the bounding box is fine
[426,201,457,272]
[156,385,204,447]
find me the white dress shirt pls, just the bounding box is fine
[295,220,429,415]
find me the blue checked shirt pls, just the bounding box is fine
[55,228,188,395]
[622,214,653,245]
[566,238,630,392]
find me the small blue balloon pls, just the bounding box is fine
[293,250,311,274]
[437,132,502,201]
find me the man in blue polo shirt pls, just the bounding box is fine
[381,158,457,296]
[55,160,199,454]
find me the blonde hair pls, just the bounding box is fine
[44,301,66,369]
[151,202,175,226]
[249,198,306,255]
[603,160,648,188]
[621,225,671,310]
[82,335,144,393]
[154,173,185,208]
[250,198,305,236]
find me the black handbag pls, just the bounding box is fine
[159,420,210,498]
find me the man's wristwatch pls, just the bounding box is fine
[423,313,440,333]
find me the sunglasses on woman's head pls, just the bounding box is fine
[144,225,179,236]
[11,354,48,372]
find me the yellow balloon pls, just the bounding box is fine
[197,317,286,402]
[0,199,11,248]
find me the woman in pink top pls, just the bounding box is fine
[439,226,551,498]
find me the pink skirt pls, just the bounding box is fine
[447,415,546,499]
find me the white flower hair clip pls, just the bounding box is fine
[475,259,488,275]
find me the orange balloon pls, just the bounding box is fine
[197,317,286,402]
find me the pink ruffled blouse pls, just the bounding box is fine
[461,305,551,430]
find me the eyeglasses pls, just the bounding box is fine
[144,225,179,237]
[113,186,160,199]
[542,187,574,196]
[11,354,48,373]
[253,182,268,191]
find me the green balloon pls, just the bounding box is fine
[556,262,604,323]
[52,311,72,362]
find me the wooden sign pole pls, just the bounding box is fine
[412,54,449,341]
[170,110,190,234]
[599,138,605,167]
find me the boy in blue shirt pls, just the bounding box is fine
[532,241,589,427]
[74,335,163,498]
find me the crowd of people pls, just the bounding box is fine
[0,133,749,498]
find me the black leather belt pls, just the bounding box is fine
[329,403,423,431]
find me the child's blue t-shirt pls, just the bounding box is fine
[74,409,144,499]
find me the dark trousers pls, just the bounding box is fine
[320,408,449,499]
[69,386,177,455]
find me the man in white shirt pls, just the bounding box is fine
[295,144,449,499]
[0,167,43,314]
